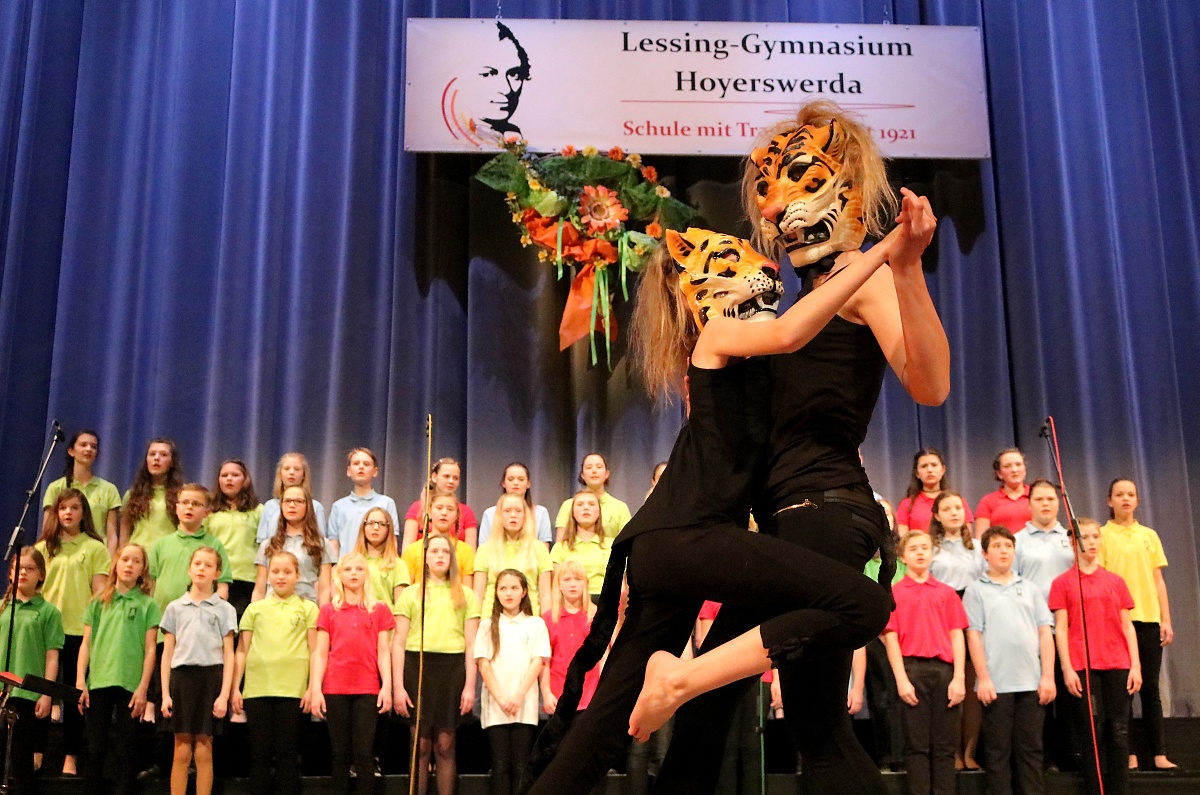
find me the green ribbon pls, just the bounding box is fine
[618,233,629,301]
[588,264,600,365]
[555,221,565,280]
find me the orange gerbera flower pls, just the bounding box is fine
[608,146,626,161]
[578,185,628,235]
[640,165,658,183]
[645,221,663,239]
[561,145,577,156]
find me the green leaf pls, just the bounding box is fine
[474,152,528,195]
[527,190,566,217]
[656,196,696,230]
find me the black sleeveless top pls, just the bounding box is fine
[616,358,770,545]
[762,315,887,510]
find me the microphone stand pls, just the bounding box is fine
[408,414,433,795]
[1040,416,1104,794]
[2,420,64,793]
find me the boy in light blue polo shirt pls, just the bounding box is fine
[964,526,1055,795]
[325,447,399,557]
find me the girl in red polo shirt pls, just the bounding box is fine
[883,532,968,795]
[896,448,973,533]
[540,561,599,713]
[974,448,1032,536]
[310,552,395,794]
[1048,518,1140,795]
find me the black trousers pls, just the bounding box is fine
[981,691,1044,795]
[84,686,139,795]
[488,723,536,795]
[245,696,304,795]
[900,658,959,795]
[1071,669,1131,795]
[528,516,890,795]
[60,633,85,758]
[656,495,891,795]
[0,697,47,792]
[865,636,904,767]
[1132,621,1166,757]
[326,693,377,794]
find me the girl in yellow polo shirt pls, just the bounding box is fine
[476,494,552,616]
[119,438,184,552]
[395,535,481,795]
[354,508,409,612]
[1098,477,1176,771]
[208,459,263,619]
[34,487,109,776]
[550,491,612,602]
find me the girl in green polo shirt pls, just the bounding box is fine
[78,543,159,795]
[550,491,612,601]
[41,429,122,552]
[0,548,64,791]
[119,438,184,552]
[34,488,109,776]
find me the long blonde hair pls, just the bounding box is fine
[561,490,605,551]
[550,560,596,623]
[413,535,467,610]
[96,544,154,605]
[353,508,401,572]
[631,243,697,401]
[742,100,897,253]
[332,551,377,611]
[272,452,313,500]
[480,493,540,581]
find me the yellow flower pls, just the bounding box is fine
[506,192,517,201]
[582,146,598,157]
[511,213,523,224]
[520,235,532,247]
[655,185,671,198]
[537,250,549,261]
[626,153,642,168]
[528,178,543,191]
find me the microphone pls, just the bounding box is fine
[1038,418,1051,439]
[52,419,65,442]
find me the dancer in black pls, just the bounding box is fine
[525,205,927,793]
[648,102,950,795]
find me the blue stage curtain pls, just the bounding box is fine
[0,0,1197,710]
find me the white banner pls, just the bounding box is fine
[404,18,990,159]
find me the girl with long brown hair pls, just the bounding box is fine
[252,485,336,606]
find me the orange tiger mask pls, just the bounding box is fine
[750,119,866,269]
[665,228,783,328]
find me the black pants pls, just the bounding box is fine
[326,693,377,794]
[488,723,535,795]
[656,494,891,795]
[528,516,890,795]
[713,681,765,795]
[1071,669,1131,795]
[981,691,1044,795]
[227,580,255,621]
[626,718,672,795]
[1132,621,1166,757]
[245,696,304,795]
[1043,655,1077,769]
[0,697,47,791]
[60,633,85,758]
[900,658,959,795]
[84,686,139,795]
[865,636,905,768]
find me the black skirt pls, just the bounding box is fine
[402,652,465,737]
[163,664,225,737]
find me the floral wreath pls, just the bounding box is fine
[476,138,695,366]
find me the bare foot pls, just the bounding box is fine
[964,757,981,771]
[629,651,688,742]
[1129,755,1139,770]
[1154,755,1178,770]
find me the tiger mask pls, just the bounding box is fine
[666,228,783,328]
[750,119,866,269]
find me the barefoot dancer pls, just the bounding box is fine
[653,101,950,795]
[526,211,921,792]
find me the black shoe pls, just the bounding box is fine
[136,764,161,782]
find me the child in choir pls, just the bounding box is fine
[896,448,973,533]
[253,485,336,605]
[311,552,394,794]
[404,457,477,549]
[550,490,611,602]
[554,453,631,542]
[42,429,122,552]
[927,490,984,770]
[119,438,184,551]
[149,484,233,619]
[1096,477,1176,771]
[77,544,159,795]
[974,448,1032,536]
[232,551,319,795]
[256,452,328,543]
[34,488,109,776]
[883,532,968,795]
[395,535,480,795]
[1048,518,1140,795]
[159,547,237,795]
[401,494,475,583]
[355,508,409,612]
[964,527,1055,795]
[0,549,63,791]
[541,561,600,714]
[476,493,552,615]
[207,459,262,618]
[478,463,554,546]
[327,447,400,557]
[477,570,551,795]
[1014,479,1074,601]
